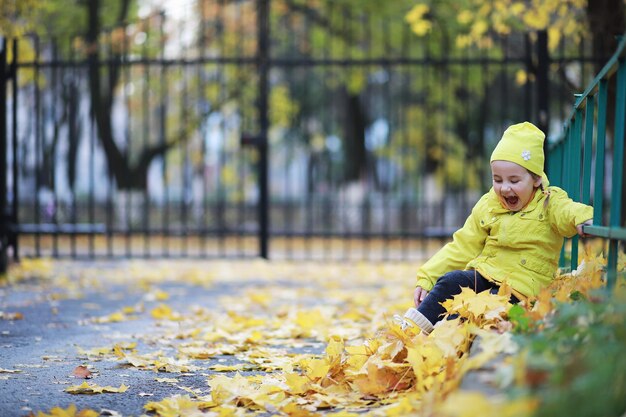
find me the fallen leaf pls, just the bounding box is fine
[143,395,214,416]
[30,404,99,417]
[71,366,92,379]
[65,382,129,395]
[92,311,131,323]
[150,304,182,321]
[155,377,179,383]
[0,311,24,320]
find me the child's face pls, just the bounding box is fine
[491,160,542,211]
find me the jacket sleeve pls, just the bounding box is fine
[415,196,489,291]
[547,188,594,238]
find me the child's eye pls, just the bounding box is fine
[511,180,519,184]
[493,179,502,183]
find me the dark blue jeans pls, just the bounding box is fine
[417,270,518,325]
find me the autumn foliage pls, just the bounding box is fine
[2,246,623,417]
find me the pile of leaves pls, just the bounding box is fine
[3,247,624,417]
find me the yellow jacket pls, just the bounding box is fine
[416,184,593,300]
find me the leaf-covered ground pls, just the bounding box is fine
[0,250,624,417]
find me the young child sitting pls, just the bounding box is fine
[400,122,593,334]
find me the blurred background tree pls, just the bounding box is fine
[2,0,624,240]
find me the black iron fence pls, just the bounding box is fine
[0,1,602,267]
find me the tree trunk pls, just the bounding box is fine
[85,0,156,191]
[86,0,131,188]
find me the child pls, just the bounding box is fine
[400,122,593,334]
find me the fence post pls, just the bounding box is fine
[607,59,626,287]
[257,0,270,259]
[0,37,8,273]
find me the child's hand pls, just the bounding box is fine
[576,219,593,238]
[414,286,429,308]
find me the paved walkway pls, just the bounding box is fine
[0,259,500,416]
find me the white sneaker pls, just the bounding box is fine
[397,308,434,335]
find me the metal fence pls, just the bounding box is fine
[549,35,626,287]
[0,1,604,267]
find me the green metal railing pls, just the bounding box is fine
[548,35,626,288]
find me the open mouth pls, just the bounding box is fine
[504,196,519,207]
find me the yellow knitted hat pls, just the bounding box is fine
[490,122,545,176]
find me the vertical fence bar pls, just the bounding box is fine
[51,39,59,258]
[361,5,370,260]
[594,80,608,226]
[582,96,595,205]
[607,60,626,287]
[401,25,411,259]
[556,136,567,269]
[382,14,390,261]
[105,30,114,258]
[142,27,150,258]
[123,31,132,258]
[303,5,311,260]
[570,108,583,269]
[34,36,41,256]
[159,13,169,258]
[198,7,208,258]
[257,0,270,259]
[180,56,189,257]
[216,0,226,258]
[69,37,78,258]
[338,7,348,259]
[11,39,19,263]
[0,38,8,271]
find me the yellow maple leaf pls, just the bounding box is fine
[442,288,510,325]
[350,355,411,395]
[345,344,371,371]
[376,339,405,361]
[151,304,182,321]
[430,318,470,358]
[64,381,128,395]
[325,336,344,363]
[304,358,331,381]
[143,394,214,417]
[154,289,170,301]
[530,287,554,321]
[280,402,321,416]
[617,251,626,272]
[284,372,312,395]
[406,343,445,385]
[294,310,322,335]
[35,404,99,417]
[92,311,129,323]
[208,373,274,408]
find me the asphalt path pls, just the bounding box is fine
[0,260,499,417]
[0,263,323,416]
